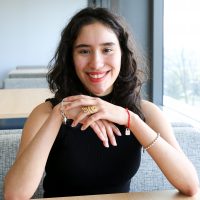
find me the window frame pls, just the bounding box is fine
[151,0,164,106]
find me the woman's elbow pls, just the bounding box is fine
[4,188,32,200]
[4,193,31,200]
[180,182,200,197]
[185,187,199,197]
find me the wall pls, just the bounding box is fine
[0,0,87,88]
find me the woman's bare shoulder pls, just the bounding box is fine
[23,102,52,132]
[140,100,171,132]
[16,102,54,158]
[140,100,162,117]
[31,101,53,116]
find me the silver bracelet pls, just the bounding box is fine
[61,110,67,124]
[60,99,67,125]
[143,133,160,151]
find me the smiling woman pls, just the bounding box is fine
[3,7,199,200]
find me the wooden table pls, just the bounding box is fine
[34,190,200,200]
[0,88,53,119]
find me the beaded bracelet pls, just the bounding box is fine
[143,132,160,151]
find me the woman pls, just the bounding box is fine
[4,7,199,199]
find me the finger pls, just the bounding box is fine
[111,124,122,136]
[71,111,88,127]
[81,113,102,130]
[64,97,101,111]
[102,120,117,146]
[59,100,71,110]
[95,120,109,148]
[90,122,107,145]
[63,95,96,102]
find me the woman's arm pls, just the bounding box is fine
[4,100,120,199]
[63,95,199,196]
[4,102,63,200]
[130,100,199,196]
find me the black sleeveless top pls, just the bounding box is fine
[43,95,142,197]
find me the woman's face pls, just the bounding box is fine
[73,22,121,96]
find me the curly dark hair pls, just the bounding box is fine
[47,7,146,120]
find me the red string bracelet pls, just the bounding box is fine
[125,108,130,135]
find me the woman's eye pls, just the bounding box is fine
[103,48,113,53]
[79,49,90,54]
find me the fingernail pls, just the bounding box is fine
[71,122,76,127]
[105,142,109,148]
[81,126,86,130]
[117,131,122,136]
[113,141,117,146]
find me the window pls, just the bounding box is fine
[164,0,200,127]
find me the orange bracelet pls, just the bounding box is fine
[125,108,130,135]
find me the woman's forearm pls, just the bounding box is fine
[129,112,199,196]
[4,110,62,200]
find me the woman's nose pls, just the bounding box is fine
[89,52,104,69]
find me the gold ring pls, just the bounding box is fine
[82,106,98,114]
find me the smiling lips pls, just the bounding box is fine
[87,71,109,83]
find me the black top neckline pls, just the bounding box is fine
[90,91,113,102]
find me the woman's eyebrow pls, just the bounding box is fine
[74,42,116,49]
[74,44,90,49]
[101,42,116,46]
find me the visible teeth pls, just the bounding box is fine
[89,73,105,79]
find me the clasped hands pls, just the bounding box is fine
[59,95,128,148]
